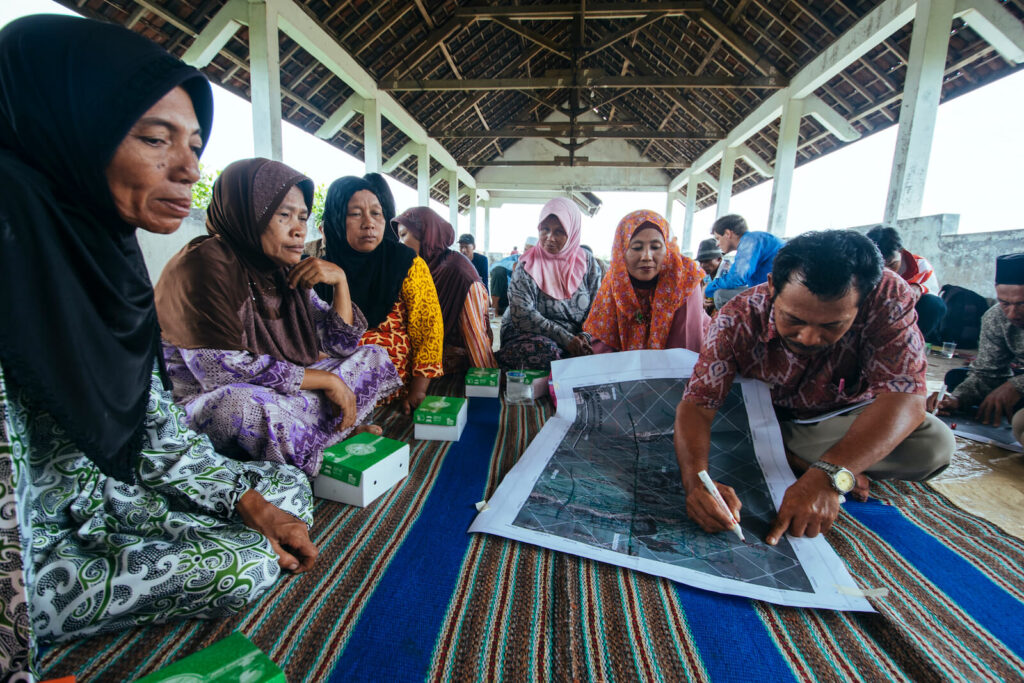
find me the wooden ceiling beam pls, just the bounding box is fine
[492,17,571,60]
[609,41,712,131]
[431,127,724,140]
[383,75,786,91]
[353,4,413,56]
[581,14,665,59]
[381,15,475,81]
[696,8,778,76]
[454,3,702,21]
[461,158,690,168]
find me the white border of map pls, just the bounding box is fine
[470,350,873,611]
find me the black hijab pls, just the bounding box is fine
[321,173,416,328]
[0,15,214,481]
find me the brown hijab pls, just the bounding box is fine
[393,207,481,345]
[156,158,319,366]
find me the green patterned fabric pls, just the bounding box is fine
[0,364,313,681]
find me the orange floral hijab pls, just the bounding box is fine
[585,210,703,350]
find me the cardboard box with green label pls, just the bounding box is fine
[136,632,284,682]
[521,370,550,398]
[465,367,501,398]
[314,432,409,506]
[413,396,468,440]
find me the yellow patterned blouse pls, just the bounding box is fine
[359,256,444,385]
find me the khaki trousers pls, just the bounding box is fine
[779,406,955,481]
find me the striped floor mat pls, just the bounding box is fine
[39,387,1024,681]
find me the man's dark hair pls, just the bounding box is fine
[458,233,475,246]
[864,225,902,262]
[773,230,883,304]
[711,214,747,237]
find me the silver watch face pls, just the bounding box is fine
[833,468,856,494]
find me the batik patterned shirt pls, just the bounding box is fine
[683,270,926,419]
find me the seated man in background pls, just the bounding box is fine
[696,237,731,314]
[458,233,489,293]
[489,236,536,315]
[675,230,954,545]
[866,226,946,342]
[704,214,784,310]
[932,253,1024,444]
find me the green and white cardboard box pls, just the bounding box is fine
[314,432,409,507]
[413,395,468,441]
[137,631,285,682]
[465,367,501,398]
[522,369,550,398]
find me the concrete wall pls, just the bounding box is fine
[848,214,1024,300]
[137,208,208,284]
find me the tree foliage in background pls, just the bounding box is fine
[191,164,220,210]
[311,183,327,231]
[190,167,327,241]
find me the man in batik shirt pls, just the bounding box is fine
[674,231,954,546]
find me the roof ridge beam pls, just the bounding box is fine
[454,3,702,20]
[383,75,787,91]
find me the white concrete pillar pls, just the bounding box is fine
[716,147,738,218]
[416,144,430,206]
[767,97,804,236]
[683,178,698,253]
[483,203,491,254]
[363,97,382,173]
[248,0,282,160]
[884,0,955,224]
[469,188,478,239]
[448,170,459,229]
[664,191,675,233]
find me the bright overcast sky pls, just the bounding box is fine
[4,1,1022,259]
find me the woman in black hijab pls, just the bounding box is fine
[320,174,445,413]
[0,15,316,676]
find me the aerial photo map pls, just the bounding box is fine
[512,378,813,593]
[469,350,873,611]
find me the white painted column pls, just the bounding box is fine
[884,0,955,224]
[363,97,382,173]
[767,97,804,236]
[683,178,698,253]
[664,191,675,232]
[248,0,282,160]
[416,144,430,206]
[715,147,738,218]
[483,203,491,254]
[448,170,459,229]
[469,188,478,239]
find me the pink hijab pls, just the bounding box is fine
[519,197,588,300]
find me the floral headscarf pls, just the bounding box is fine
[585,210,704,350]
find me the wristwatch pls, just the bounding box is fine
[810,461,856,494]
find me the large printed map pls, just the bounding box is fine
[470,350,873,611]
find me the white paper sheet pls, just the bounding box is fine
[470,350,873,611]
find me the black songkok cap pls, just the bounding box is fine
[995,253,1024,285]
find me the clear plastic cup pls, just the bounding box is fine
[941,341,956,359]
[505,371,534,405]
